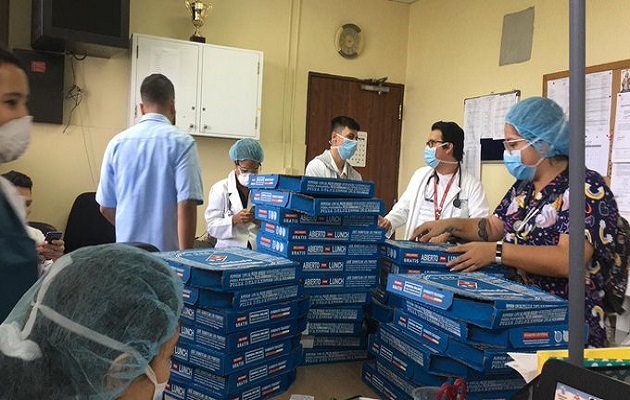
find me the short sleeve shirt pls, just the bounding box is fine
[493,169,618,347]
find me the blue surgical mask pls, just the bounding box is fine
[334,133,358,160]
[424,146,440,169]
[503,148,543,181]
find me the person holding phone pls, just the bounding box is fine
[1,170,64,273]
[205,138,264,249]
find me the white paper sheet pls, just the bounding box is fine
[612,92,630,163]
[610,163,630,217]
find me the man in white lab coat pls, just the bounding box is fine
[379,121,489,240]
[205,138,264,249]
[305,116,362,180]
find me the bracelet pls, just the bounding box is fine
[495,240,503,264]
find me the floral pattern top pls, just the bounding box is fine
[494,169,618,347]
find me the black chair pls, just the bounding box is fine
[28,221,57,235]
[64,192,115,254]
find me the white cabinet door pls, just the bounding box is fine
[199,46,262,139]
[131,35,200,133]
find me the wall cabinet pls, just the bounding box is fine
[129,34,263,139]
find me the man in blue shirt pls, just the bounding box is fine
[96,74,204,252]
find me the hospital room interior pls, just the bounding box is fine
[3,0,630,399]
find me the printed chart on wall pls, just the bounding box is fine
[463,91,519,179]
[611,69,630,220]
[348,131,367,168]
[546,70,613,177]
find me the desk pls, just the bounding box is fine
[271,361,379,400]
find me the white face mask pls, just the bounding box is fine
[0,116,32,163]
[145,365,167,400]
[237,172,252,187]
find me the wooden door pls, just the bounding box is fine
[305,72,404,214]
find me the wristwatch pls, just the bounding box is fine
[495,241,503,264]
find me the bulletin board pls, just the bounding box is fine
[542,59,630,218]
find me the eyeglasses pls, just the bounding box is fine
[237,163,261,174]
[503,138,529,154]
[426,140,446,148]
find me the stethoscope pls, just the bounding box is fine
[422,165,462,209]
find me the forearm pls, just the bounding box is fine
[178,200,198,250]
[450,218,502,242]
[99,206,116,226]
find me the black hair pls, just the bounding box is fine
[431,121,464,162]
[1,170,32,190]
[331,116,360,132]
[0,47,26,72]
[140,73,175,106]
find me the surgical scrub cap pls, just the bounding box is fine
[229,138,265,163]
[505,96,569,158]
[0,244,182,400]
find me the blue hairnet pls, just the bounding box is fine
[229,138,264,163]
[0,244,182,399]
[505,97,569,157]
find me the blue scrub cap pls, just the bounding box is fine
[505,97,569,158]
[0,244,183,399]
[229,138,265,163]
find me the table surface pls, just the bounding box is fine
[270,360,380,400]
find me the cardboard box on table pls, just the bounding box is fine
[307,305,365,322]
[302,273,379,293]
[259,220,385,243]
[302,348,369,365]
[362,361,412,400]
[183,282,302,311]
[251,189,384,215]
[255,204,379,227]
[257,231,380,260]
[386,272,569,329]
[301,334,367,349]
[309,291,370,307]
[300,258,379,274]
[249,174,375,197]
[158,247,299,291]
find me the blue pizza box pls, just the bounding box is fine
[257,231,380,260]
[375,360,417,397]
[260,220,385,243]
[368,297,395,324]
[377,322,469,378]
[169,346,301,398]
[255,204,379,227]
[300,258,379,274]
[251,189,384,215]
[249,174,375,197]
[158,247,299,291]
[302,272,379,293]
[307,305,365,322]
[370,287,404,308]
[183,282,302,311]
[401,297,576,349]
[172,335,299,376]
[446,338,535,374]
[301,334,367,349]
[362,361,413,400]
[180,296,309,334]
[166,369,296,400]
[309,291,370,307]
[302,347,369,365]
[306,320,364,336]
[386,272,568,329]
[179,314,307,353]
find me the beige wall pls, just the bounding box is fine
[3,0,409,236]
[405,0,630,209]
[4,0,630,241]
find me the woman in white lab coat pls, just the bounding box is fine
[205,138,264,249]
[379,121,489,240]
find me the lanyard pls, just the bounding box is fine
[433,169,458,220]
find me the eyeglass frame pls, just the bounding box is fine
[502,138,532,154]
[236,161,261,174]
[426,140,449,148]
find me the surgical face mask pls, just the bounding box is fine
[503,148,544,181]
[145,365,167,400]
[0,115,32,163]
[333,133,358,160]
[237,172,252,187]
[423,146,440,169]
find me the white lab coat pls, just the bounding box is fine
[204,170,258,249]
[384,166,490,239]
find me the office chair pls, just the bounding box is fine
[64,192,115,254]
[28,221,57,235]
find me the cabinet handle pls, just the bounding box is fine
[203,124,208,130]
[202,107,206,111]
[189,123,195,129]
[192,106,195,110]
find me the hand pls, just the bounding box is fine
[37,239,65,261]
[446,241,495,272]
[232,210,254,225]
[428,232,452,243]
[410,219,452,242]
[378,216,392,231]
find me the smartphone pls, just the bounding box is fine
[45,230,63,243]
